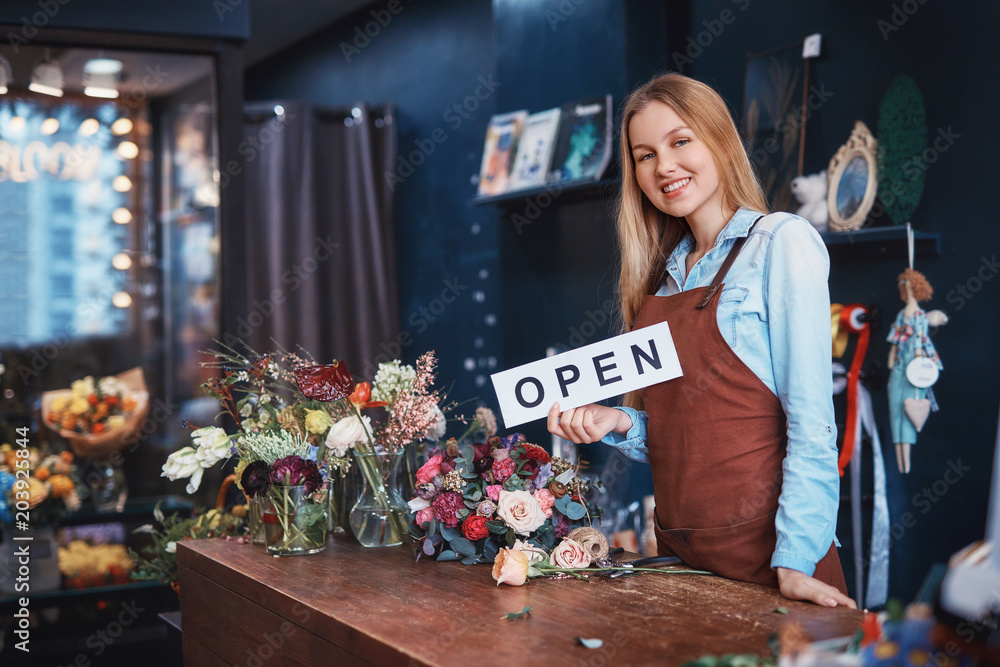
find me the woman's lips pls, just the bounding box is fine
[661,177,691,199]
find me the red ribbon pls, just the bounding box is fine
[838,304,869,476]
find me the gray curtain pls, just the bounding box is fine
[240,102,398,374]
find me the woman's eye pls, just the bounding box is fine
[674,138,689,147]
[638,152,654,161]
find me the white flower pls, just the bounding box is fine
[98,376,124,396]
[512,539,548,565]
[497,490,548,536]
[424,405,447,442]
[324,414,372,457]
[161,447,204,493]
[239,401,253,418]
[191,427,231,468]
[408,497,430,512]
[371,360,416,404]
[165,541,177,554]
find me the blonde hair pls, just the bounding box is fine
[616,73,768,409]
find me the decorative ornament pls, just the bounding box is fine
[827,121,879,232]
[876,75,928,225]
[886,225,945,474]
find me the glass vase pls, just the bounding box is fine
[326,475,346,534]
[349,447,409,548]
[262,485,328,556]
[247,496,265,545]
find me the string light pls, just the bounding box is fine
[112,207,132,224]
[117,141,138,159]
[111,253,132,270]
[112,175,132,192]
[78,118,100,136]
[111,292,132,308]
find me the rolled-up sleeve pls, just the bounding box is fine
[764,218,840,576]
[600,406,650,463]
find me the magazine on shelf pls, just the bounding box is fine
[548,94,613,185]
[507,107,562,191]
[476,110,528,197]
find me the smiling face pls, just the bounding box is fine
[628,100,729,229]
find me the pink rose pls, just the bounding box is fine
[513,539,548,565]
[551,538,591,569]
[486,485,502,502]
[492,547,529,586]
[497,490,547,536]
[533,488,555,518]
[416,454,443,485]
[415,507,434,527]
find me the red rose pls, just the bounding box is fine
[461,514,489,541]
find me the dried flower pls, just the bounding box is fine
[477,500,497,517]
[442,470,465,493]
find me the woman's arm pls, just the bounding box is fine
[546,403,650,462]
[764,218,850,605]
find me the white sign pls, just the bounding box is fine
[802,33,822,59]
[490,320,682,428]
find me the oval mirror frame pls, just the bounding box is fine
[827,121,879,232]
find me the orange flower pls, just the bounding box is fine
[60,451,74,464]
[349,382,387,409]
[92,423,106,434]
[49,474,74,498]
[34,467,51,481]
[492,547,530,586]
[88,394,99,406]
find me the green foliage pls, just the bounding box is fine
[128,503,244,586]
[876,74,927,224]
[502,606,531,621]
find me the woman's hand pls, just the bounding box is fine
[776,567,857,608]
[546,402,632,444]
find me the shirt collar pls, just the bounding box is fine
[667,207,763,266]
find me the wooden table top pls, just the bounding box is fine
[178,533,862,666]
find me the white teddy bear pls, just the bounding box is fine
[790,170,829,233]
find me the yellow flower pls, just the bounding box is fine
[304,409,333,435]
[233,459,249,491]
[70,397,90,415]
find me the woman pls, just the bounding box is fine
[547,73,854,608]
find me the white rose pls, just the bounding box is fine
[550,538,591,569]
[191,427,231,467]
[496,490,548,536]
[161,447,204,494]
[325,414,372,457]
[512,539,548,565]
[423,404,447,442]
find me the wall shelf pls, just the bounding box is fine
[470,177,619,206]
[821,226,941,261]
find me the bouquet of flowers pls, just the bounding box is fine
[161,343,358,554]
[0,445,80,527]
[408,433,599,565]
[41,367,149,458]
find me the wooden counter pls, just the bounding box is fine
[178,534,862,666]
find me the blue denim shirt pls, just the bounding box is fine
[603,207,839,576]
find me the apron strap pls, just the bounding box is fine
[696,214,766,310]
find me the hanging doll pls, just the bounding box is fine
[886,268,946,474]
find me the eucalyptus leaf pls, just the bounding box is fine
[295,502,325,528]
[554,495,571,514]
[564,501,587,521]
[449,536,477,557]
[440,525,460,541]
[422,539,436,556]
[461,555,479,565]
[436,550,460,562]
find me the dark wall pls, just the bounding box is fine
[0,0,249,39]
[246,0,501,408]
[686,0,999,601]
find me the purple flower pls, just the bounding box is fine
[532,462,554,491]
[270,455,322,493]
[240,461,271,498]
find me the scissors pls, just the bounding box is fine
[597,548,683,577]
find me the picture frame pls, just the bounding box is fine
[827,121,879,232]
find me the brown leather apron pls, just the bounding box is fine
[634,219,847,593]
